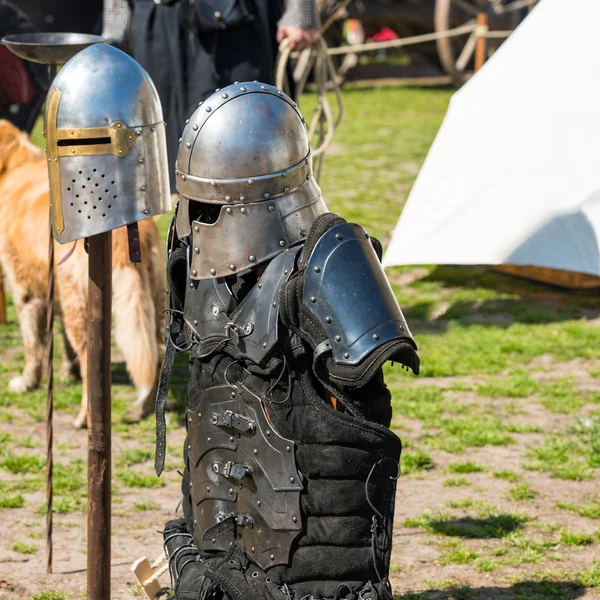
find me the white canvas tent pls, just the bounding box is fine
[383,0,600,286]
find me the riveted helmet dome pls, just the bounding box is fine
[176,82,328,281]
[176,82,318,205]
[46,43,171,244]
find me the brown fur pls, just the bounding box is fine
[0,119,164,427]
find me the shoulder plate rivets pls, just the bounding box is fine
[284,269,289,275]
[282,172,288,178]
[268,205,275,211]
[249,255,256,262]
[230,391,236,398]
[225,196,232,202]
[222,93,228,99]
[140,186,146,191]
[261,85,267,90]
[325,317,332,324]
[257,500,261,506]
[138,158,144,164]
[185,119,190,124]
[247,179,254,185]
[289,476,295,483]
[240,196,246,201]
[373,333,380,340]
[292,516,297,523]
[178,137,182,143]
[186,142,191,149]
[301,230,307,237]
[192,124,198,131]
[241,207,247,214]
[150,126,155,132]
[206,106,211,112]
[240,86,247,92]
[279,240,285,247]
[212,305,220,316]
[198,101,203,106]
[226,207,233,214]
[215,87,221,91]
[266,430,271,437]
[208,437,212,443]
[344,353,350,359]
[335,335,342,342]
[194,225,200,232]
[310,296,317,303]
[143,209,150,215]
[191,269,198,276]
[188,445,191,450]
[182,174,187,181]
[313,266,320,273]
[306,174,311,180]
[336,233,343,240]
[136,128,142,135]
[254,449,258,455]
[272,302,277,307]
[189,282,194,289]
[234,81,240,84]
[194,246,199,254]
[286,446,291,452]
[210,268,216,275]
[258,283,263,288]
[278,90,283,95]
[251,547,256,552]
[270,554,275,561]
[210,180,216,187]
[283,187,290,193]
[229,264,236,271]
[262,342,267,348]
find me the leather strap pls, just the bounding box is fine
[154,321,180,476]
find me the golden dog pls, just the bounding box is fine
[0,119,165,428]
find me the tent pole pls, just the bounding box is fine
[475,13,488,72]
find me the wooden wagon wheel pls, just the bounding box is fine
[435,0,538,87]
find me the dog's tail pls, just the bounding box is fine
[112,263,160,403]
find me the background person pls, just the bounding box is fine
[103,0,320,191]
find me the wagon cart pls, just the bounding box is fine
[322,0,539,85]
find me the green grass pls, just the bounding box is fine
[559,530,595,546]
[405,507,529,539]
[10,541,37,554]
[445,461,486,474]
[444,477,470,488]
[29,593,66,600]
[118,470,164,488]
[0,451,45,474]
[0,493,25,509]
[557,499,600,519]
[507,482,538,502]
[117,448,154,467]
[401,448,434,474]
[132,501,160,512]
[493,470,521,482]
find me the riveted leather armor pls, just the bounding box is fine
[155,82,419,600]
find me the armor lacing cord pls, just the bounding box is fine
[365,457,399,600]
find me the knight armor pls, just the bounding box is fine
[156,81,419,600]
[45,43,171,243]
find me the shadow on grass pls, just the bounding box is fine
[428,515,526,539]
[396,579,586,599]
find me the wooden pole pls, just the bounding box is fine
[475,12,488,73]
[87,231,112,600]
[0,269,6,325]
[46,61,58,575]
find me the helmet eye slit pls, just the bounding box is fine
[57,137,111,147]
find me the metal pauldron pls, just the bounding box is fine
[303,222,415,365]
[188,183,326,279]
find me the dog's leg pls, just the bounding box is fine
[9,286,46,393]
[59,280,88,429]
[59,324,81,381]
